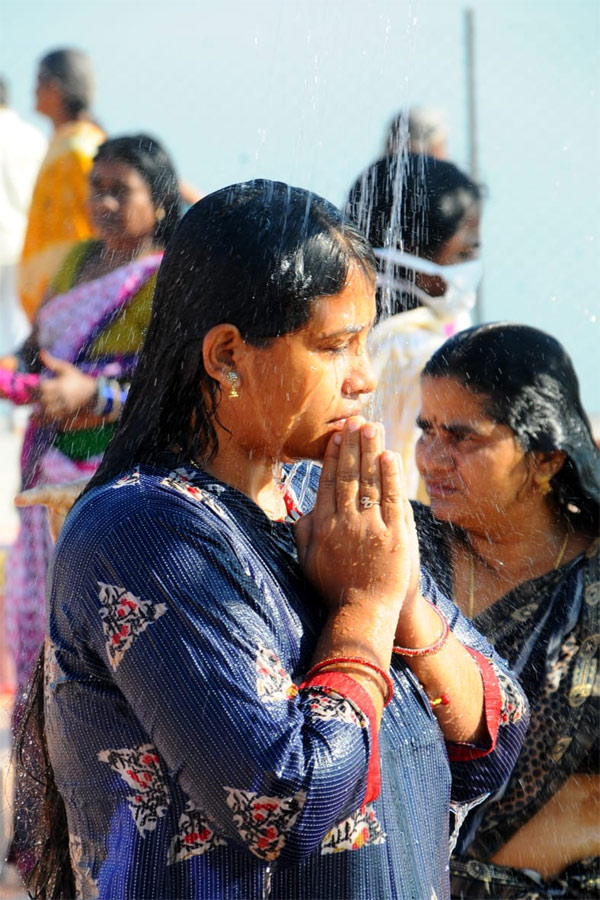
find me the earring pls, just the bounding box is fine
[538,475,553,496]
[155,207,166,222]
[226,371,240,399]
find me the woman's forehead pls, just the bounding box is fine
[306,271,376,334]
[421,376,490,419]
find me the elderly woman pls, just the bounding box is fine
[412,323,599,899]
[16,182,526,900]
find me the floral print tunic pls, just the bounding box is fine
[45,460,528,899]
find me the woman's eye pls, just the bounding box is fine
[449,432,473,446]
[326,345,347,355]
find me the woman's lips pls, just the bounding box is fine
[328,412,363,429]
[424,481,458,499]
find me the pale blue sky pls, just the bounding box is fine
[2,0,599,410]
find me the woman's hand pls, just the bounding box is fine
[15,479,89,542]
[295,417,419,623]
[294,417,420,720]
[34,350,98,424]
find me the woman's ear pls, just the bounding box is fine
[202,324,244,392]
[531,449,567,491]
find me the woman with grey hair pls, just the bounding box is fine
[19,48,105,319]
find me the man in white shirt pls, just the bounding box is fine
[0,76,47,355]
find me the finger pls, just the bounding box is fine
[15,486,61,508]
[359,422,382,510]
[48,509,67,543]
[336,416,363,511]
[379,450,404,529]
[313,430,340,519]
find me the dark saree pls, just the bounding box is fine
[413,503,600,900]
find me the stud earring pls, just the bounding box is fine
[538,475,553,496]
[155,207,166,222]
[226,371,240,399]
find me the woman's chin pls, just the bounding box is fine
[428,495,464,525]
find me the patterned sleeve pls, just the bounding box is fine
[62,498,376,865]
[419,568,530,803]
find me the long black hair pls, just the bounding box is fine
[88,178,375,487]
[346,153,481,317]
[94,134,182,246]
[423,323,600,531]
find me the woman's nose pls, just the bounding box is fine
[94,192,119,213]
[417,435,454,474]
[352,348,376,397]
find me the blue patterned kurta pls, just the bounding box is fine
[45,460,528,899]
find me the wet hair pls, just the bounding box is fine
[94,134,182,245]
[38,48,94,118]
[15,181,374,896]
[86,178,375,487]
[346,153,481,316]
[423,323,600,531]
[347,152,480,259]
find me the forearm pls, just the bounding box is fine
[309,593,400,727]
[395,596,486,744]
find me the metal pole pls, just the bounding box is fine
[465,6,483,322]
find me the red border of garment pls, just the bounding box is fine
[300,671,380,804]
[446,647,502,762]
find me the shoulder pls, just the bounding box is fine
[0,109,46,155]
[59,465,235,556]
[60,122,105,158]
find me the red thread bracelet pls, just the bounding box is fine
[430,693,450,709]
[393,601,450,658]
[304,656,394,707]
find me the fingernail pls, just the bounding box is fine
[347,417,361,431]
[363,424,377,439]
[333,433,342,445]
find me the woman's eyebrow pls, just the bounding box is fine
[442,422,484,437]
[317,322,370,339]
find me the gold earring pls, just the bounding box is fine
[538,475,553,496]
[155,207,166,222]
[226,371,240,399]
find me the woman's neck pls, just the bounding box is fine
[200,441,287,520]
[448,499,591,616]
[102,235,157,266]
[51,109,90,131]
[464,500,567,574]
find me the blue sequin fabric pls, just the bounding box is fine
[45,461,528,899]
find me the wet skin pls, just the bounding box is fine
[223,267,377,465]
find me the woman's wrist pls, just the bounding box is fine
[93,377,128,420]
[394,593,446,651]
[314,598,398,674]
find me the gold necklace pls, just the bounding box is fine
[466,530,570,619]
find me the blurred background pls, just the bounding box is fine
[3,0,598,410]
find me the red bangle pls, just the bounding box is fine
[393,601,450,658]
[304,656,394,707]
